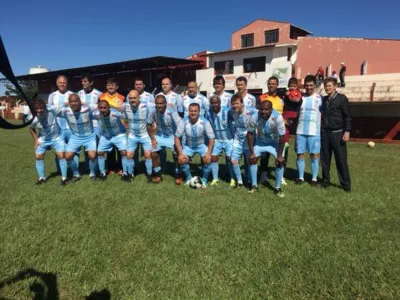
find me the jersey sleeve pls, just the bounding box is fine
[53,106,65,117]
[276,114,286,136]
[29,117,38,129]
[149,93,155,104]
[170,109,182,126]
[202,95,210,112]
[147,109,155,125]
[175,120,184,138]
[247,114,257,133]
[177,96,184,113]
[204,120,215,139]
[91,109,100,120]
[251,95,256,107]
[47,93,54,106]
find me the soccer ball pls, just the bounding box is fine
[368,141,375,148]
[189,176,203,189]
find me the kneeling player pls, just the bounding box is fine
[94,100,129,181]
[174,103,215,187]
[206,95,233,185]
[147,94,182,183]
[56,94,98,182]
[247,101,286,197]
[29,99,68,185]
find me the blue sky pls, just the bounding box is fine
[1,0,399,95]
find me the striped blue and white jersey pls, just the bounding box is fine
[242,92,256,108]
[296,93,322,136]
[155,91,182,107]
[177,93,210,117]
[122,102,150,138]
[175,116,215,148]
[248,109,286,144]
[92,108,126,138]
[211,91,233,107]
[78,88,101,128]
[55,104,97,137]
[206,107,232,140]
[47,90,74,130]
[29,105,60,142]
[229,106,258,143]
[125,91,155,106]
[147,107,181,138]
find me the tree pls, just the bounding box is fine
[4,80,38,105]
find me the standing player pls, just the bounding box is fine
[99,78,125,174]
[230,94,258,188]
[295,75,322,186]
[174,103,215,187]
[236,76,256,107]
[247,100,286,197]
[155,77,182,107]
[147,94,182,183]
[47,75,76,170]
[206,95,233,186]
[29,99,68,186]
[258,76,286,183]
[55,94,98,181]
[134,77,155,105]
[93,100,129,181]
[122,90,153,181]
[212,75,232,107]
[177,81,209,117]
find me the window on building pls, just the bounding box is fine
[243,56,266,73]
[287,48,292,61]
[265,29,279,44]
[241,34,254,48]
[214,60,234,75]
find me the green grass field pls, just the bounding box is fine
[0,128,399,299]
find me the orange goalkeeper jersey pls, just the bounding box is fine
[259,93,284,115]
[99,92,125,109]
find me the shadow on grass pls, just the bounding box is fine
[0,268,111,300]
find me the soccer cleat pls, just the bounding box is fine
[70,176,81,183]
[281,178,288,186]
[35,178,46,185]
[210,180,219,186]
[295,178,304,185]
[175,174,183,185]
[259,172,268,182]
[248,186,258,193]
[90,176,98,182]
[321,182,330,188]
[311,180,318,187]
[146,175,153,183]
[99,173,107,181]
[234,182,244,189]
[152,172,163,183]
[121,174,130,182]
[229,179,236,188]
[60,178,68,186]
[274,188,285,198]
[129,174,135,181]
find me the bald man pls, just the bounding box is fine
[177,81,209,117]
[247,100,286,197]
[121,90,153,181]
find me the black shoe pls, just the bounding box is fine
[90,176,98,182]
[321,182,330,188]
[311,180,318,187]
[248,186,258,193]
[60,179,68,186]
[295,178,304,185]
[234,182,243,189]
[343,187,351,192]
[99,173,107,181]
[35,178,46,185]
[129,174,135,181]
[70,175,81,183]
[147,174,153,183]
[121,174,130,182]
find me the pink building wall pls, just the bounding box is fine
[231,20,296,50]
[296,37,400,78]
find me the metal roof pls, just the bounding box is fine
[4,56,203,82]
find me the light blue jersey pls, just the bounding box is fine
[78,88,101,128]
[29,105,60,142]
[122,102,150,139]
[212,91,233,107]
[230,106,258,146]
[56,104,97,137]
[296,93,322,136]
[206,107,232,141]
[147,107,181,138]
[47,90,74,130]
[155,91,181,107]
[248,109,286,144]
[175,116,215,148]
[126,91,155,105]
[93,108,126,139]
[242,92,256,108]
[178,93,210,117]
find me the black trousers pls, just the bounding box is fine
[321,130,351,189]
